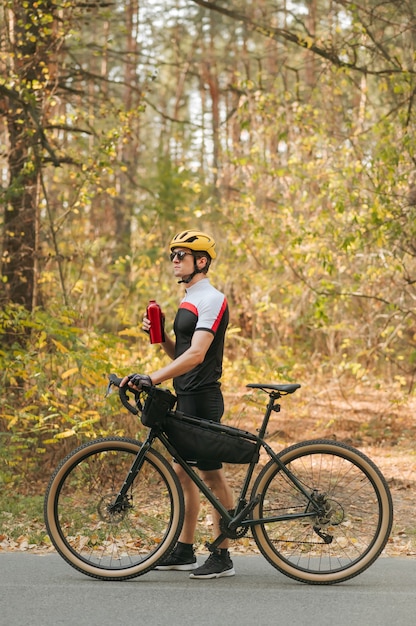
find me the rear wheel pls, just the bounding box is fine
[251,439,393,584]
[44,437,184,580]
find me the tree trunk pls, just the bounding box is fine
[2,106,39,309]
[1,1,56,310]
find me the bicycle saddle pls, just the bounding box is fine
[246,383,301,394]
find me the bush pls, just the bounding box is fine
[0,305,153,487]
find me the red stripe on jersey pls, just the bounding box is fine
[179,301,198,317]
[212,297,227,333]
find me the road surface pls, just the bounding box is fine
[0,553,415,626]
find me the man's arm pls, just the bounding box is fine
[150,330,214,385]
[160,334,175,359]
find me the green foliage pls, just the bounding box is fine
[0,305,147,487]
[2,1,416,490]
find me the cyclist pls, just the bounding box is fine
[121,229,235,579]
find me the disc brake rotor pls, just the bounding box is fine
[97,493,132,523]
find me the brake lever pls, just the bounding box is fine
[106,373,123,394]
[106,374,142,416]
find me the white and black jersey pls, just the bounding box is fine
[173,278,229,395]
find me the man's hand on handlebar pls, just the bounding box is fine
[120,373,153,391]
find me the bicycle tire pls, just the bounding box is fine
[251,439,393,584]
[44,437,184,580]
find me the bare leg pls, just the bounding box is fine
[174,463,200,544]
[174,464,233,548]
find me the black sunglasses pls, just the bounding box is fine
[169,250,194,262]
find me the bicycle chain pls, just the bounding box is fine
[219,509,250,539]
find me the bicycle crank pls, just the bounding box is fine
[219,508,251,539]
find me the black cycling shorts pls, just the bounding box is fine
[175,388,224,471]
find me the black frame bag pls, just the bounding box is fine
[163,412,258,464]
[141,386,177,427]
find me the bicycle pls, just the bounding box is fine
[44,376,393,584]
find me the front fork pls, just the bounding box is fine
[108,434,155,512]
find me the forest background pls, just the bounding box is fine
[0,0,415,554]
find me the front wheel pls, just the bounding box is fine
[44,437,184,580]
[251,439,393,584]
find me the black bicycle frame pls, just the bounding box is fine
[111,390,319,534]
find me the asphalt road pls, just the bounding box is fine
[0,553,415,626]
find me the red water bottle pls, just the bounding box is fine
[147,300,165,344]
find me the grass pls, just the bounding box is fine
[0,494,51,548]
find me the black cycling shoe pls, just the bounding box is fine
[155,548,197,571]
[189,550,235,579]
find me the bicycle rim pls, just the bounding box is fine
[251,439,393,584]
[44,437,184,580]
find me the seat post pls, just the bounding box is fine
[257,391,280,439]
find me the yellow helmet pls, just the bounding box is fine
[169,229,216,259]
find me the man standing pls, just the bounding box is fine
[122,229,235,579]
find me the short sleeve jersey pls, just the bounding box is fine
[173,278,229,395]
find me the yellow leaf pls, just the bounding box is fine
[38,331,47,348]
[51,338,69,353]
[80,372,97,385]
[118,327,142,337]
[55,429,76,439]
[61,367,79,380]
